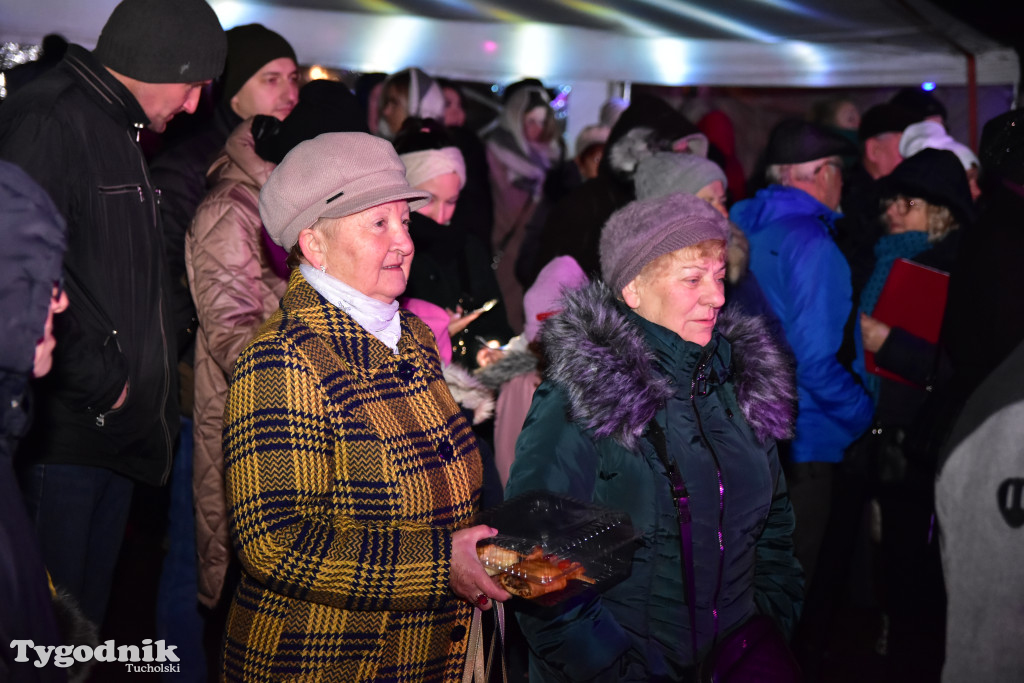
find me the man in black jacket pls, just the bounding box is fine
[0,0,226,626]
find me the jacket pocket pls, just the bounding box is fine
[47,265,129,419]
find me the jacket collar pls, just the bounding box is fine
[61,45,150,133]
[733,184,841,237]
[542,281,796,451]
[208,118,276,188]
[280,270,433,376]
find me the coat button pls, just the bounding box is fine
[397,361,416,381]
[437,441,454,461]
[450,624,467,641]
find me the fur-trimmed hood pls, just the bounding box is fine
[542,281,795,451]
[474,349,540,391]
[443,363,495,425]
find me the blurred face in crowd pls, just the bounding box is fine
[622,242,727,347]
[366,81,384,134]
[129,79,208,133]
[696,180,729,218]
[523,106,549,144]
[33,283,69,378]
[415,172,460,226]
[442,86,466,128]
[883,195,929,235]
[833,101,861,131]
[304,200,415,304]
[230,57,299,120]
[576,144,604,180]
[865,132,904,179]
[380,84,409,138]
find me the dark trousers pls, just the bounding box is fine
[19,462,134,626]
[784,460,835,590]
[156,417,206,681]
[788,446,880,681]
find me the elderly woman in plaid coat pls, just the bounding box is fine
[221,132,509,682]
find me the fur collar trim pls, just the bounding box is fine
[474,350,540,391]
[543,281,795,451]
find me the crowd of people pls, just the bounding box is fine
[1,0,1022,681]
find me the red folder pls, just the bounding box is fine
[864,258,949,386]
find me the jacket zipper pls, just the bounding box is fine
[128,129,174,484]
[94,327,123,426]
[690,348,727,644]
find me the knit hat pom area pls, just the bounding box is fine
[93,0,227,83]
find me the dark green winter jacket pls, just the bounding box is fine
[505,281,803,681]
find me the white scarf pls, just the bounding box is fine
[300,264,402,354]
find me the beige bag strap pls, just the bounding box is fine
[486,602,507,683]
[463,606,484,683]
[462,603,507,683]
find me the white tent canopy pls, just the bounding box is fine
[2,0,1017,88]
[2,0,1016,156]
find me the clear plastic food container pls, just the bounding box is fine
[475,491,639,605]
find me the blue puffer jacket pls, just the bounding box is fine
[731,185,873,463]
[506,282,803,682]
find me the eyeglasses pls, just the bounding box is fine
[886,196,924,215]
[813,160,843,176]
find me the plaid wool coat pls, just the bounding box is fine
[222,272,480,682]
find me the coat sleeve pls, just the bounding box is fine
[187,189,276,376]
[874,326,938,387]
[504,382,634,681]
[224,335,455,613]
[781,225,874,445]
[752,442,804,639]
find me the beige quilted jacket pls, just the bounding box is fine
[184,119,287,607]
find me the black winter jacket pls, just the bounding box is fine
[149,103,239,358]
[0,45,178,485]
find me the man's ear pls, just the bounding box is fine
[298,228,325,268]
[863,137,880,165]
[622,278,642,309]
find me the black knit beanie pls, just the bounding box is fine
[93,0,226,83]
[221,24,297,102]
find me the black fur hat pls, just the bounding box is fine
[877,148,975,226]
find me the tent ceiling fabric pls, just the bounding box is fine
[1,0,1018,87]
[243,0,979,47]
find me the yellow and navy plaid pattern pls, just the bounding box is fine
[222,272,481,682]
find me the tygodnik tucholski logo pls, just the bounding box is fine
[10,639,181,673]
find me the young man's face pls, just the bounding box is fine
[230,57,300,121]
